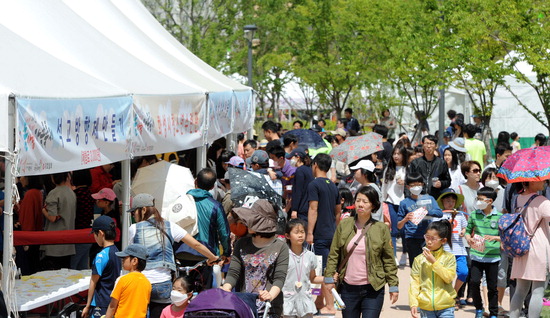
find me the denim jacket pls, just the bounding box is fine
[134,220,176,272]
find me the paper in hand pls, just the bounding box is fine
[411,207,428,225]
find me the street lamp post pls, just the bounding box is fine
[244,24,257,87]
[244,24,257,138]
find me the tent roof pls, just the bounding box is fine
[0,25,127,98]
[0,0,209,96]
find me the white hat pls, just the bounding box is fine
[448,137,467,153]
[349,160,375,172]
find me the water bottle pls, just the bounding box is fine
[212,264,222,288]
[331,288,346,309]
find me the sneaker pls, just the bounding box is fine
[475,310,484,318]
[398,253,407,266]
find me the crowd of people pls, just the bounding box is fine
[2,107,550,318]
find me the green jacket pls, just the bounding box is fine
[324,217,399,293]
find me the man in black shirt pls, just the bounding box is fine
[407,135,451,199]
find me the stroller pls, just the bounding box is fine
[184,289,271,318]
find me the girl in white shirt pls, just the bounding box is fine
[382,143,409,257]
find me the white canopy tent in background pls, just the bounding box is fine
[0,0,252,311]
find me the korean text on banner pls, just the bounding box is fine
[207,91,234,143]
[233,91,254,133]
[16,97,132,176]
[132,95,205,156]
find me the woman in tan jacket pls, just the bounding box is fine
[324,186,399,317]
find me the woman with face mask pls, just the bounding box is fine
[481,168,504,213]
[457,161,483,215]
[288,148,313,220]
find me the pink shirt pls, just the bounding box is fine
[160,304,186,318]
[344,228,369,285]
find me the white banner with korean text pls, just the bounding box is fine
[16,96,133,176]
[206,91,234,143]
[132,94,206,156]
[233,90,254,133]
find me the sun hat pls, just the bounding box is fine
[91,188,117,201]
[115,244,148,261]
[127,193,155,213]
[349,159,375,172]
[232,199,278,233]
[448,137,467,153]
[259,139,268,147]
[436,190,465,210]
[91,215,115,233]
[330,128,347,137]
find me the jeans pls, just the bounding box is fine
[470,260,499,316]
[406,238,425,267]
[340,282,384,318]
[419,307,455,318]
[313,239,332,270]
[70,243,91,270]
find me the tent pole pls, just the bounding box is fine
[2,97,15,301]
[121,159,130,248]
[197,94,208,174]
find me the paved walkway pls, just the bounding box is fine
[315,241,510,318]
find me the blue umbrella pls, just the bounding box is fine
[283,129,326,149]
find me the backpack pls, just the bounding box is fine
[498,194,542,257]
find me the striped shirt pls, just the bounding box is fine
[434,211,468,256]
[465,208,502,263]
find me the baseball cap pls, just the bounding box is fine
[115,244,148,261]
[349,159,375,172]
[331,128,347,137]
[91,188,117,201]
[249,150,269,165]
[127,193,155,213]
[91,215,115,233]
[226,156,245,167]
[310,124,322,132]
[287,148,307,159]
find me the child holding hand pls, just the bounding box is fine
[409,221,457,318]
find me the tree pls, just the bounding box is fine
[290,0,377,116]
[494,0,550,136]
[445,0,513,155]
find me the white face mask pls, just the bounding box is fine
[410,186,423,196]
[170,290,188,306]
[486,180,499,189]
[290,158,298,167]
[475,200,489,210]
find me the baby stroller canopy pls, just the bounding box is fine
[185,289,254,318]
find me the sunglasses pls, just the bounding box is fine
[470,169,481,173]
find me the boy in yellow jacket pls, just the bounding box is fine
[409,221,457,318]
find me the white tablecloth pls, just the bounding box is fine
[15,269,91,311]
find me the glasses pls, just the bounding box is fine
[470,169,481,173]
[424,235,442,242]
[423,141,436,146]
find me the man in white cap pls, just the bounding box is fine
[350,160,384,222]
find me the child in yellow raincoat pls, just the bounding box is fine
[409,220,457,318]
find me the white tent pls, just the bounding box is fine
[490,59,547,138]
[0,0,252,309]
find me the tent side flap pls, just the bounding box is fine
[0,93,8,152]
